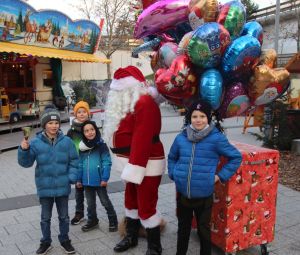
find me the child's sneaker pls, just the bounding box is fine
[109,222,118,232]
[60,240,75,254]
[81,220,99,232]
[71,213,84,225]
[36,242,52,254]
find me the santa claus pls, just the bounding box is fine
[103,66,165,255]
[255,82,283,106]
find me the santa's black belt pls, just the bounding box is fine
[111,135,160,154]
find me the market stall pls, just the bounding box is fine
[0,0,109,122]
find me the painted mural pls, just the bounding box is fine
[0,0,102,54]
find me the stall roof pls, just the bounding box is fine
[285,52,300,73]
[0,42,110,63]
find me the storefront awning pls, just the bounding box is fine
[0,42,110,63]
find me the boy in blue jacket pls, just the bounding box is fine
[18,104,78,255]
[77,120,118,232]
[168,100,242,255]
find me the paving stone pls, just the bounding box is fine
[0,244,21,255]
[0,232,31,246]
[73,239,107,254]
[25,228,58,241]
[4,222,35,235]
[70,227,107,242]
[268,232,298,251]
[0,216,18,227]
[270,242,300,255]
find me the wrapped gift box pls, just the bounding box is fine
[192,142,279,253]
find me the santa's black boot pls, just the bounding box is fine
[145,226,162,255]
[114,217,140,252]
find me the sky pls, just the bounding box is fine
[26,0,278,22]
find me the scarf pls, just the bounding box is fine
[186,122,215,142]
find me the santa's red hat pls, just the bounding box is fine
[110,65,147,91]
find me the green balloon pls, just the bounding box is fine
[188,37,210,67]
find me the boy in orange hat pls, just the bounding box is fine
[67,101,90,225]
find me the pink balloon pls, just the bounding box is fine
[134,0,190,39]
[218,82,250,118]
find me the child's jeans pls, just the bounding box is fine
[176,193,213,255]
[75,186,84,215]
[39,196,70,244]
[84,186,117,224]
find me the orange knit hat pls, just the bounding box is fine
[73,101,90,116]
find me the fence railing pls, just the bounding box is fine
[278,53,295,67]
[250,0,300,20]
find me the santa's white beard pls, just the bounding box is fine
[103,86,148,144]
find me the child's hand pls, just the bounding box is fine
[76,182,83,188]
[214,175,220,183]
[21,138,29,150]
[100,181,107,187]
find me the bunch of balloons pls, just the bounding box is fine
[133,0,290,118]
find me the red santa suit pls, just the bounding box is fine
[105,66,165,229]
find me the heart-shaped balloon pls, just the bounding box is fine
[155,54,198,106]
[248,65,290,106]
[218,82,250,118]
[199,68,223,110]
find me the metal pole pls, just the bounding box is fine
[274,0,280,53]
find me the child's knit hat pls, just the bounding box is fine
[40,104,61,128]
[73,101,90,116]
[185,99,212,124]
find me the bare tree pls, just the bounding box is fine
[72,0,137,79]
[71,0,96,20]
[262,0,300,54]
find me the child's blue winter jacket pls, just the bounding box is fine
[78,140,112,186]
[168,127,242,198]
[18,131,79,198]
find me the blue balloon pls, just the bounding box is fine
[222,35,261,81]
[199,69,223,110]
[241,21,263,45]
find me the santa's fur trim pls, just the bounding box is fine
[110,76,146,91]
[121,163,146,184]
[116,157,166,178]
[103,86,148,144]
[140,212,161,228]
[118,217,166,238]
[125,208,139,219]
